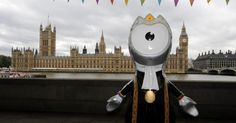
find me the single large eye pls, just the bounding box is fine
[145,32,155,41]
[130,23,170,56]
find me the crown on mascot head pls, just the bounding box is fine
[145,14,155,22]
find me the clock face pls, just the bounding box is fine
[183,39,187,43]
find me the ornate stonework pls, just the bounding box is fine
[11,24,188,73]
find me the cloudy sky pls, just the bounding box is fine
[0,0,235,59]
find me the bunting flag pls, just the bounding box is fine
[158,0,162,5]
[190,0,194,6]
[207,0,211,4]
[111,0,114,4]
[140,0,146,6]
[124,0,129,6]
[53,0,231,6]
[174,0,179,6]
[226,0,230,5]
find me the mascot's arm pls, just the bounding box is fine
[168,80,199,117]
[118,80,134,97]
[106,80,134,112]
[167,80,184,99]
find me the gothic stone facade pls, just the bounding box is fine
[193,50,236,70]
[12,24,188,73]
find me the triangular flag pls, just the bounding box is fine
[82,0,85,4]
[96,0,99,4]
[111,0,114,4]
[124,0,129,6]
[207,0,211,4]
[140,0,146,6]
[190,0,194,6]
[226,0,230,5]
[174,0,179,6]
[158,0,162,5]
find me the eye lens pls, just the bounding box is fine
[131,24,169,55]
[145,32,155,41]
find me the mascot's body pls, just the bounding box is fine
[122,72,178,123]
[106,14,198,123]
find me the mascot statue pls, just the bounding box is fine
[106,14,198,123]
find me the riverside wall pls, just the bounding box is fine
[0,78,236,119]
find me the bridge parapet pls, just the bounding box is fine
[207,68,236,75]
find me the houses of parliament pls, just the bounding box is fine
[11,23,189,73]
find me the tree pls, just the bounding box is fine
[0,55,11,67]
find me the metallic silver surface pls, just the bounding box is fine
[106,94,123,112]
[128,15,172,66]
[179,96,199,117]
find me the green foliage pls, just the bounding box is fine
[0,55,11,67]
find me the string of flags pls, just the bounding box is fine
[54,0,231,6]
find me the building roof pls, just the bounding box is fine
[196,50,236,60]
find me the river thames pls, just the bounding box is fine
[44,73,236,82]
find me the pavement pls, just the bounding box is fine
[0,112,236,123]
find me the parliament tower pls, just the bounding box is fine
[39,24,56,56]
[179,24,188,72]
[165,23,189,73]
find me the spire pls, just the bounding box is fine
[40,24,43,31]
[101,30,104,41]
[53,26,56,32]
[45,15,52,31]
[35,49,38,55]
[181,22,187,36]
[47,15,50,26]
[95,42,99,54]
[99,30,106,54]
[83,45,87,54]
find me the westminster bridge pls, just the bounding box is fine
[0,78,236,123]
[206,67,236,75]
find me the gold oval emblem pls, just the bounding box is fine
[145,90,156,103]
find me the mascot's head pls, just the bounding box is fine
[129,14,172,67]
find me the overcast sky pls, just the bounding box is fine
[0,0,235,59]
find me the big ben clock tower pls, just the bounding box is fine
[179,23,188,72]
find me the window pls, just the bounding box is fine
[43,40,48,46]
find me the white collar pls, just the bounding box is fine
[135,62,163,91]
[135,62,163,72]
